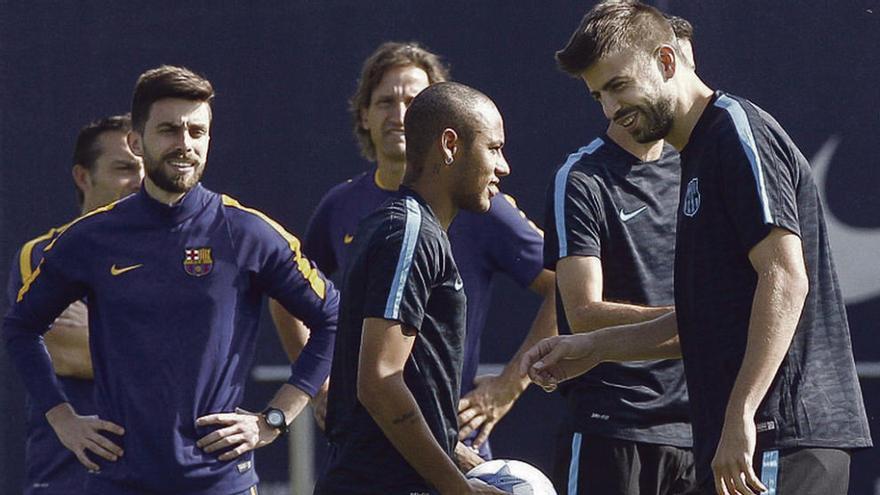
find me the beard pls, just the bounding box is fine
[628,95,675,144]
[143,149,205,194]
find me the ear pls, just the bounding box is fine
[127,130,144,157]
[657,45,677,80]
[72,164,92,195]
[440,128,458,165]
[360,107,370,131]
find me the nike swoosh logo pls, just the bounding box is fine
[110,264,143,276]
[619,205,648,222]
[812,136,880,303]
[343,234,354,244]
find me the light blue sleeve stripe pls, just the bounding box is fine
[567,432,583,495]
[384,197,423,320]
[760,450,779,495]
[714,95,773,223]
[554,137,604,258]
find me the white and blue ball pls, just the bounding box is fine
[466,459,557,495]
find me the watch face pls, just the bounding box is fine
[266,410,284,428]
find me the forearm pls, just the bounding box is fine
[3,320,68,413]
[592,311,681,362]
[266,383,312,425]
[362,375,467,494]
[284,292,339,397]
[44,326,93,379]
[568,300,673,333]
[725,269,807,420]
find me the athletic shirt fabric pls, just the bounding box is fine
[7,229,96,495]
[303,171,544,397]
[317,188,465,494]
[543,135,692,447]
[3,184,339,494]
[676,91,872,484]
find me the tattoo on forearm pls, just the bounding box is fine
[392,409,418,425]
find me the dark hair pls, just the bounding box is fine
[350,42,450,161]
[667,14,695,68]
[72,114,132,206]
[131,65,214,132]
[402,82,493,183]
[556,0,677,76]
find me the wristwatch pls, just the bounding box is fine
[261,407,289,435]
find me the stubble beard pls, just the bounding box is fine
[144,150,204,194]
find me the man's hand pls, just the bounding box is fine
[454,441,484,473]
[711,415,767,495]
[53,300,88,328]
[520,334,602,391]
[45,402,124,471]
[312,379,329,431]
[458,374,519,448]
[196,408,279,461]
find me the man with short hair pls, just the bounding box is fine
[524,2,871,495]
[3,65,339,495]
[7,114,143,495]
[314,81,508,495]
[271,40,556,466]
[543,16,697,495]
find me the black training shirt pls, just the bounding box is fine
[317,188,465,495]
[544,135,692,447]
[676,91,872,484]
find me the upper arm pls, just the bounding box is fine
[556,256,603,316]
[747,227,807,282]
[544,170,604,269]
[528,268,556,297]
[358,317,416,384]
[482,194,545,288]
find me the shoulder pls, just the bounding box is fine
[552,138,612,191]
[43,197,131,254]
[220,194,300,247]
[317,172,373,206]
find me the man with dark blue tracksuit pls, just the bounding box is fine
[3,65,339,495]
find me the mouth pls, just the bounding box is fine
[164,158,197,172]
[614,110,638,129]
[488,183,500,198]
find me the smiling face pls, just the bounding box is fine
[452,102,510,213]
[582,49,675,144]
[361,65,430,166]
[130,98,211,196]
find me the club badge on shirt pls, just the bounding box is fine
[183,247,213,277]
[683,178,701,217]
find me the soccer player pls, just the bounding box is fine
[543,16,697,495]
[523,2,872,494]
[270,41,556,463]
[314,81,508,495]
[6,114,143,495]
[3,65,339,494]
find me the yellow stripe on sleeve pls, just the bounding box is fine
[221,195,326,299]
[44,201,119,252]
[18,228,58,284]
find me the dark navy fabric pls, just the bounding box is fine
[317,188,465,494]
[676,90,872,485]
[3,184,339,495]
[303,171,543,398]
[543,136,692,447]
[7,231,95,495]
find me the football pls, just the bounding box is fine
[466,459,557,495]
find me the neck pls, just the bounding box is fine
[144,177,187,205]
[406,178,457,230]
[665,75,715,151]
[374,157,406,191]
[606,125,664,162]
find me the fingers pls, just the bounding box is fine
[88,433,124,458]
[743,465,767,493]
[472,418,496,448]
[458,396,472,412]
[458,413,486,441]
[218,443,251,461]
[202,432,247,454]
[197,425,243,450]
[96,419,125,436]
[73,448,101,471]
[86,437,121,462]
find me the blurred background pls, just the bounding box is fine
[1,1,878,493]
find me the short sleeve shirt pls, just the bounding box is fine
[676,91,872,482]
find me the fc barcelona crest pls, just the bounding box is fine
[683,178,701,217]
[184,247,213,277]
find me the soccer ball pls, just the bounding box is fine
[466,459,557,495]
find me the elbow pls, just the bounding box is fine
[356,372,382,412]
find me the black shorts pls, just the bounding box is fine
[553,430,696,495]
[691,447,851,495]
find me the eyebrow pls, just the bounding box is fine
[591,75,629,99]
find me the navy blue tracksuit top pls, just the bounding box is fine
[3,183,339,494]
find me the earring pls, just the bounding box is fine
[445,155,454,165]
